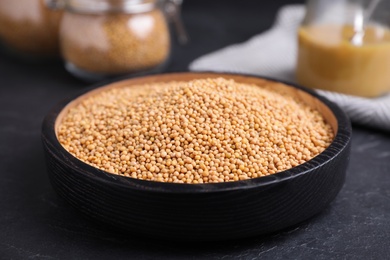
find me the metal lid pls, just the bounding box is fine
[46,0,157,14]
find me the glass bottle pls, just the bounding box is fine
[48,0,179,81]
[296,0,390,97]
[0,0,62,58]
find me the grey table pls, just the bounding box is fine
[1,0,389,259]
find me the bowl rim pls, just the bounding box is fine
[42,71,351,194]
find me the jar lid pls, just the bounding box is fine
[62,0,158,14]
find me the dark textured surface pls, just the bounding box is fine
[1,0,390,259]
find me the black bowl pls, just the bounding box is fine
[41,72,351,241]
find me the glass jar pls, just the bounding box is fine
[296,0,390,97]
[0,0,62,58]
[49,0,173,81]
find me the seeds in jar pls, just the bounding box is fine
[0,0,62,55]
[57,78,334,184]
[60,9,170,75]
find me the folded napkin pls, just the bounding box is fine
[190,5,390,132]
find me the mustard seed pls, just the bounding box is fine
[60,9,169,75]
[58,78,334,184]
[0,0,62,55]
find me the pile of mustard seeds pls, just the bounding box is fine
[58,78,334,184]
[60,10,169,75]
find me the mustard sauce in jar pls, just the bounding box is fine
[297,24,390,97]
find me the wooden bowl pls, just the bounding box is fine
[41,72,351,241]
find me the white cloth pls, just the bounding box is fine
[189,5,390,132]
